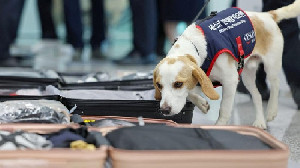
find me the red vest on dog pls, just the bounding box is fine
[196,7,256,76]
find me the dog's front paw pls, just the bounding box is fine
[267,112,277,122]
[197,101,210,114]
[252,120,267,129]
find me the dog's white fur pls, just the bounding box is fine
[153,0,300,129]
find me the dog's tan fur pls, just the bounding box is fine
[251,16,273,56]
[154,56,220,100]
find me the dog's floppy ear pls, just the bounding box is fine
[153,67,162,100]
[192,65,219,100]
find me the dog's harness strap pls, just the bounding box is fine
[173,35,200,58]
[189,39,200,57]
[236,36,245,75]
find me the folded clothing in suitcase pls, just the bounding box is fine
[0,124,107,168]
[106,125,289,168]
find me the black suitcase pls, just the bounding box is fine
[61,97,194,123]
[58,71,154,91]
[57,72,193,123]
[0,68,60,87]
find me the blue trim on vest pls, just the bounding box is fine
[196,8,256,76]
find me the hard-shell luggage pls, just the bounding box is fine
[0,124,107,168]
[107,125,289,168]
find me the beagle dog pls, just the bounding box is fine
[153,0,300,129]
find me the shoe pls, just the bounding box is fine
[143,53,158,65]
[114,50,157,65]
[290,84,300,110]
[0,57,19,67]
[91,48,105,60]
[72,48,82,61]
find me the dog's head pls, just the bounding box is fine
[153,55,219,116]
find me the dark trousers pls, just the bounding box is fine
[63,0,83,49]
[0,0,25,60]
[90,0,106,50]
[130,0,157,56]
[63,0,106,49]
[38,0,105,49]
[37,0,57,39]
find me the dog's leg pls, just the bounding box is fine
[242,63,267,129]
[264,59,281,122]
[210,55,238,125]
[188,86,210,114]
[215,77,239,125]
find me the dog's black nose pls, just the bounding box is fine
[161,106,171,115]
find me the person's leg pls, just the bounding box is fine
[37,0,57,39]
[156,0,166,57]
[90,0,105,50]
[90,0,106,59]
[130,0,157,60]
[156,20,167,57]
[0,0,25,66]
[116,0,157,64]
[63,0,83,49]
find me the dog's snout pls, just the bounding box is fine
[161,103,172,115]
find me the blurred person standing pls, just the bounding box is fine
[115,0,158,65]
[63,0,83,59]
[37,0,57,39]
[159,0,206,44]
[37,0,106,61]
[0,0,25,67]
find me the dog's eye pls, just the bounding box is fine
[174,82,183,88]
[156,82,162,89]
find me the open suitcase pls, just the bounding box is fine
[106,125,289,168]
[62,97,194,123]
[0,124,107,168]
[58,71,153,91]
[0,68,60,88]
[80,116,178,126]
